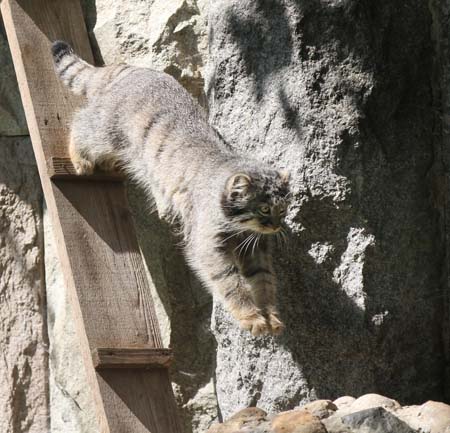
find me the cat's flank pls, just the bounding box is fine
[52,41,290,336]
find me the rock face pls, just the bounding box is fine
[0,21,48,433]
[206,0,448,417]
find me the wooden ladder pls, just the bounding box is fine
[1,1,184,432]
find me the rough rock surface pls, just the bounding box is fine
[0,136,47,432]
[206,0,448,416]
[81,0,209,104]
[338,407,416,433]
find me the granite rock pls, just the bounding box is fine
[206,0,447,415]
[340,407,415,433]
[0,136,47,432]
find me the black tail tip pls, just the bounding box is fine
[51,40,73,63]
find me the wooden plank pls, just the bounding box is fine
[48,157,123,181]
[54,180,163,349]
[1,1,184,432]
[97,370,182,433]
[92,348,173,369]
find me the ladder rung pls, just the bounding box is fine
[48,157,124,181]
[92,347,173,369]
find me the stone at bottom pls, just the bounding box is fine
[205,394,450,433]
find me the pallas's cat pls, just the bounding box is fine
[52,41,290,336]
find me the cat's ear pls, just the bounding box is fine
[279,170,290,184]
[226,173,252,199]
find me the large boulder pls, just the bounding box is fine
[206,0,447,417]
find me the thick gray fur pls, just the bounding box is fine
[52,41,290,336]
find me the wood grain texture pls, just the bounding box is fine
[1,1,183,432]
[49,157,124,181]
[98,370,182,433]
[93,348,173,369]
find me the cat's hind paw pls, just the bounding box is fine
[97,157,119,172]
[71,156,95,175]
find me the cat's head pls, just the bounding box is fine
[222,170,291,234]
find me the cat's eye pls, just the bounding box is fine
[279,206,287,215]
[259,204,270,215]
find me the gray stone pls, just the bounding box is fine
[340,407,416,433]
[212,301,310,419]
[207,0,447,416]
[81,0,208,105]
[0,136,47,432]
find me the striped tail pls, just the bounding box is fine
[51,41,96,96]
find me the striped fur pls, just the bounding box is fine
[51,41,290,336]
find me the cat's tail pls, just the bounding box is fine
[51,41,96,96]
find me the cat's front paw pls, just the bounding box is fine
[267,312,285,335]
[238,313,270,336]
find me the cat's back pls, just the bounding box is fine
[95,65,207,126]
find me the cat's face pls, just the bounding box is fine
[222,170,290,234]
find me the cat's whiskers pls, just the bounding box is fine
[243,233,257,256]
[236,232,256,257]
[235,233,253,255]
[221,229,247,245]
[251,233,261,256]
